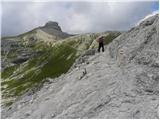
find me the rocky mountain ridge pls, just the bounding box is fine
[39,21,71,39]
[1,14,159,119]
[1,21,121,109]
[1,21,71,71]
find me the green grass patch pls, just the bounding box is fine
[104,33,121,45]
[2,43,78,99]
[1,65,19,79]
[5,101,13,107]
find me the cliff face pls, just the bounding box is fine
[39,21,71,39]
[108,14,159,96]
[1,14,159,119]
[109,14,158,67]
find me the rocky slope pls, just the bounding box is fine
[1,22,120,108]
[1,14,158,119]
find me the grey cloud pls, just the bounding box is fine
[1,1,157,37]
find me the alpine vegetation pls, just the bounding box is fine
[1,13,159,119]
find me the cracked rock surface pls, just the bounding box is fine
[1,14,159,119]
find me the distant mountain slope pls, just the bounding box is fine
[1,14,158,119]
[1,21,121,108]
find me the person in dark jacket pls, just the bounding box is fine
[97,35,105,52]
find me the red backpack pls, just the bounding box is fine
[97,36,104,43]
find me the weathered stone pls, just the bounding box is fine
[1,14,158,119]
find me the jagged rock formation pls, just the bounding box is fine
[44,21,62,31]
[39,21,71,39]
[1,14,158,119]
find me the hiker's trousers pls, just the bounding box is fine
[98,43,104,52]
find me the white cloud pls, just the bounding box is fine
[136,10,159,26]
[1,1,158,36]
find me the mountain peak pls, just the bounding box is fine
[44,21,62,31]
[39,21,71,39]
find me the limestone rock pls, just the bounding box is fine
[1,14,159,119]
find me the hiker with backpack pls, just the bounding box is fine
[97,35,105,52]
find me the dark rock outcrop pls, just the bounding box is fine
[40,21,71,39]
[44,21,62,31]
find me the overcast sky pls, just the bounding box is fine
[1,1,159,37]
